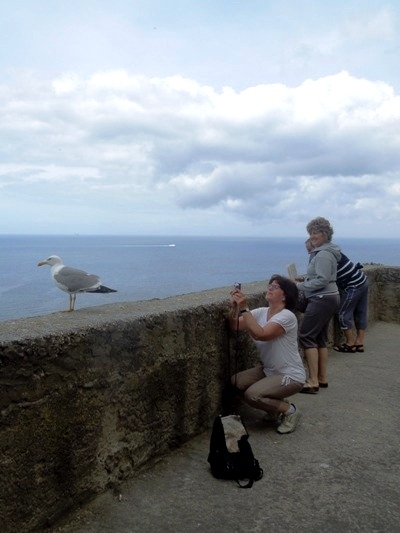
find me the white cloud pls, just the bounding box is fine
[0,0,400,238]
[1,69,400,236]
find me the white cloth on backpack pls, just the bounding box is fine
[221,415,247,453]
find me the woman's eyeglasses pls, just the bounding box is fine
[268,284,281,291]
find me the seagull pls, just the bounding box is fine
[38,255,117,312]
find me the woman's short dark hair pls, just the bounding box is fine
[269,274,298,311]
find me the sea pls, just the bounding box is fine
[0,234,399,323]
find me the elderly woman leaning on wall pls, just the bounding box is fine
[296,217,341,393]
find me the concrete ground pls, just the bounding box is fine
[51,321,400,533]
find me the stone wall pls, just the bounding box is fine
[0,267,399,532]
[365,266,400,324]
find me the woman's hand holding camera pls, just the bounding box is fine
[230,286,248,312]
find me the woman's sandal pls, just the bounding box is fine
[300,384,319,394]
[333,343,357,353]
[354,344,364,352]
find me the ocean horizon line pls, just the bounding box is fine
[0,233,398,241]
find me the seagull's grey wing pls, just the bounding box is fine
[53,266,100,292]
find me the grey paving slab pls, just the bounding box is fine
[51,322,400,533]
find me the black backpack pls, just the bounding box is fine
[207,414,263,488]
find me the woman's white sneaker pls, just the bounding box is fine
[276,408,301,434]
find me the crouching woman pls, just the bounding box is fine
[229,275,305,434]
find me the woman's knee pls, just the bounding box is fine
[243,387,255,403]
[243,387,263,406]
[299,334,316,349]
[243,387,276,408]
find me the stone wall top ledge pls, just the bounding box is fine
[0,280,268,344]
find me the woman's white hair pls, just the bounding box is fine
[306,217,334,242]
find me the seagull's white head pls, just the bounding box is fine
[38,255,63,267]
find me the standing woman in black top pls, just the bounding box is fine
[333,254,368,353]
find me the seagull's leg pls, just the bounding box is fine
[69,293,76,312]
[62,294,73,313]
[63,293,76,312]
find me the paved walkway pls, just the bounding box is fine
[51,322,400,533]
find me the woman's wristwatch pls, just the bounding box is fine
[240,307,250,314]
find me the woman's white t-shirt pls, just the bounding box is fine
[250,307,306,384]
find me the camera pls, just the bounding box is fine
[233,282,241,290]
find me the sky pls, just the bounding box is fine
[1,0,400,238]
